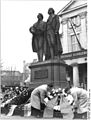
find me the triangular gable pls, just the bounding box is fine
[57,0,74,14]
[64,0,87,11]
[58,0,87,15]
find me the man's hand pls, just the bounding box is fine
[44,98,49,105]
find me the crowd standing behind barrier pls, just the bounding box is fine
[1,85,89,119]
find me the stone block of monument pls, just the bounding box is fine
[29,59,67,88]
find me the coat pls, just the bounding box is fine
[29,21,46,53]
[46,14,63,57]
[70,87,88,114]
[30,85,48,110]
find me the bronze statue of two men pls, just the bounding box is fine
[29,8,63,62]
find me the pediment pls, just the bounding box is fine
[58,0,87,15]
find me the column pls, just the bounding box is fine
[61,18,68,53]
[71,63,80,87]
[79,12,87,49]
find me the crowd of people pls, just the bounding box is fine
[1,86,31,102]
[1,83,89,119]
[1,86,33,116]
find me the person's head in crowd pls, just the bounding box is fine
[20,86,24,91]
[4,94,8,101]
[5,89,9,93]
[8,94,11,99]
[15,86,20,95]
[10,87,13,91]
[15,86,19,91]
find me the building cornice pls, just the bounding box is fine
[79,11,87,19]
[61,50,87,60]
[59,3,87,17]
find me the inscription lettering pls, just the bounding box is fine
[34,69,48,79]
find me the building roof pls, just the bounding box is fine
[58,0,87,16]
[1,70,21,76]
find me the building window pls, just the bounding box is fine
[68,15,81,29]
[71,34,80,52]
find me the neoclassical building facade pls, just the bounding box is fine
[59,0,87,88]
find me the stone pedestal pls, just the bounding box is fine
[29,59,67,89]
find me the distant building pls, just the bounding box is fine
[59,0,87,89]
[1,70,23,87]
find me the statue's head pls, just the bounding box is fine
[37,13,43,20]
[48,8,55,15]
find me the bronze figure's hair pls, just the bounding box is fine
[48,8,55,14]
[37,13,43,20]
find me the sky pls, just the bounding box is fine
[1,0,70,72]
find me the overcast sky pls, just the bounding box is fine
[1,0,70,72]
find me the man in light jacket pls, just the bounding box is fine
[30,83,54,118]
[64,87,89,119]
